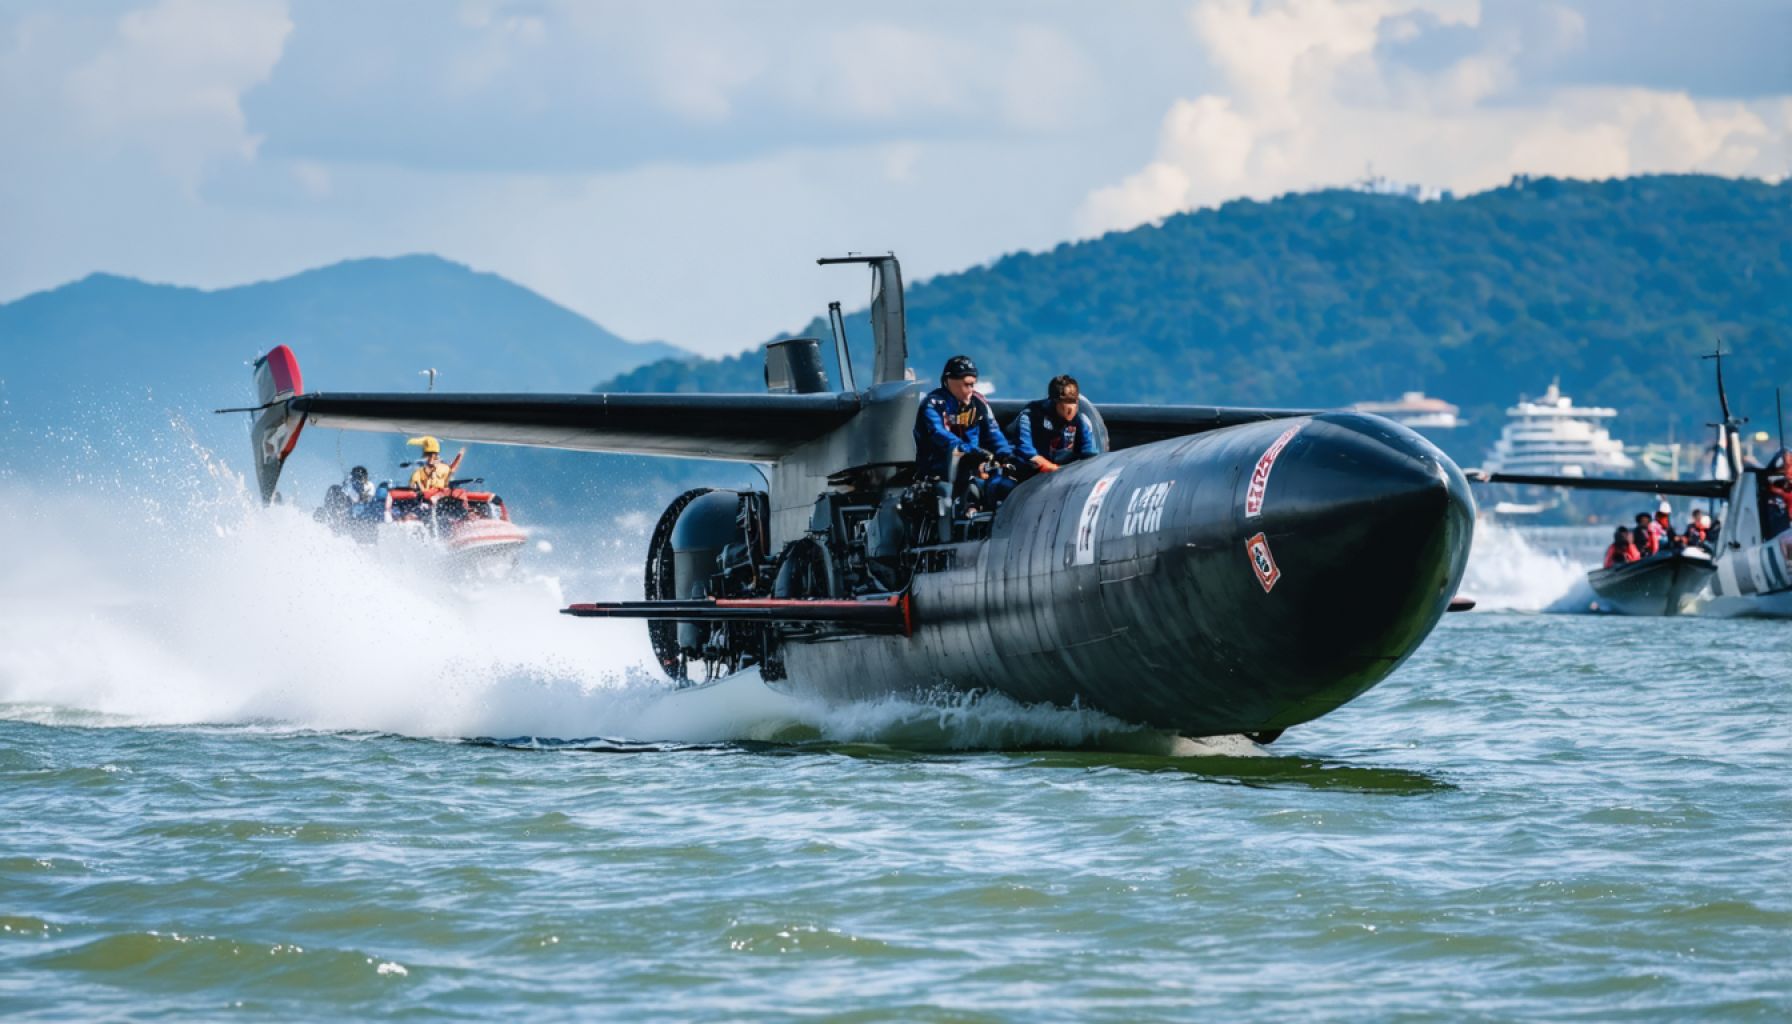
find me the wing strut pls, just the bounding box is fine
[562,595,912,636]
[1467,470,1731,501]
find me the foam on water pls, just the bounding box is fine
[0,441,1190,752]
[0,477,629,734]
[1461,518,1595,612]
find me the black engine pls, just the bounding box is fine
[641,470,939,685]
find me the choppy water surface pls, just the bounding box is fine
[1,488,1788,1019]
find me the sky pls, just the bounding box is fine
[2,0,1788,357]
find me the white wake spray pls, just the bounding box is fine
[1461,519,1598,613]
[0,476,657,735]
[0,453,1197,752]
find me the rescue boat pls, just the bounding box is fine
[1587,546,1715,616]
[316,481,528,574]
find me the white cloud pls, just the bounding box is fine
[996,24,1099,132]
[0,0,292,292]
[290,159,331,198]
[641,25,768,122]
[53,0,291,190]
[803,23,971,121]
[881,142,922,184]
[1076,0,1791,235]
[3,1,1786,359]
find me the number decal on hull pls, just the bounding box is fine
[1074,473,1122,566]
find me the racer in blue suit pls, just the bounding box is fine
[914,355,1012,478]
[1014,375,1099,474]
[914,355,1015,513]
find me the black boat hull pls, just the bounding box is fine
[776,413,1476,736]
[1587,549,1715,616]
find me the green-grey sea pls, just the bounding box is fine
[1,491,1787,1020]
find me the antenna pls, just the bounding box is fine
[1702,348,1745,482]
[1778,387,1786,454]
[1701,349,1733,425]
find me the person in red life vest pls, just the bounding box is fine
[1654,500,1678,549]
[1604,526,1641,568]
[1632,513,1660,556]
[1682,508,1709,548]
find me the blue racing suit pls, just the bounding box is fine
[914,387,1012,480]
[1014,399,1099,465]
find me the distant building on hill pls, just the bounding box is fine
[1345,172,1452,202]
[1353,391,1463,431]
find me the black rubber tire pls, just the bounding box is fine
[643,488,714,682]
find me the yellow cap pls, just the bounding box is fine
[406,436,441,455]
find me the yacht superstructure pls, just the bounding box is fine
[1482,381,1634,477]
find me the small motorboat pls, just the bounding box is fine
[316,478,528,574]
[1587,546,1715,616]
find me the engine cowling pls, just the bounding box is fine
[643,488,772,682]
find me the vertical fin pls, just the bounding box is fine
[818,254,908,386]
[868,256,907,386]
[249,345,306,504]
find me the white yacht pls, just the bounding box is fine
[1482,380,1635,477]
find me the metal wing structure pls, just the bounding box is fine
[241,348,859,503]
[1469,470,1731,501]
[293,392,860,458]
[242,348,1315,505]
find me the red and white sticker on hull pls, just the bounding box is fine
[1244,425,1302,519]
[1246,531,1282,593]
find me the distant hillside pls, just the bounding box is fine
[0,254,683,492]
[603,175,1792,466]
[0,253,679,399]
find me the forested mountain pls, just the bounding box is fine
[605,175,1791,466]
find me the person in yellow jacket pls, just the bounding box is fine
[386,436,464,521]
[406,436,461,492]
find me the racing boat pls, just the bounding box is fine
[1587,546,1716,616]
[232,253,1477,741]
